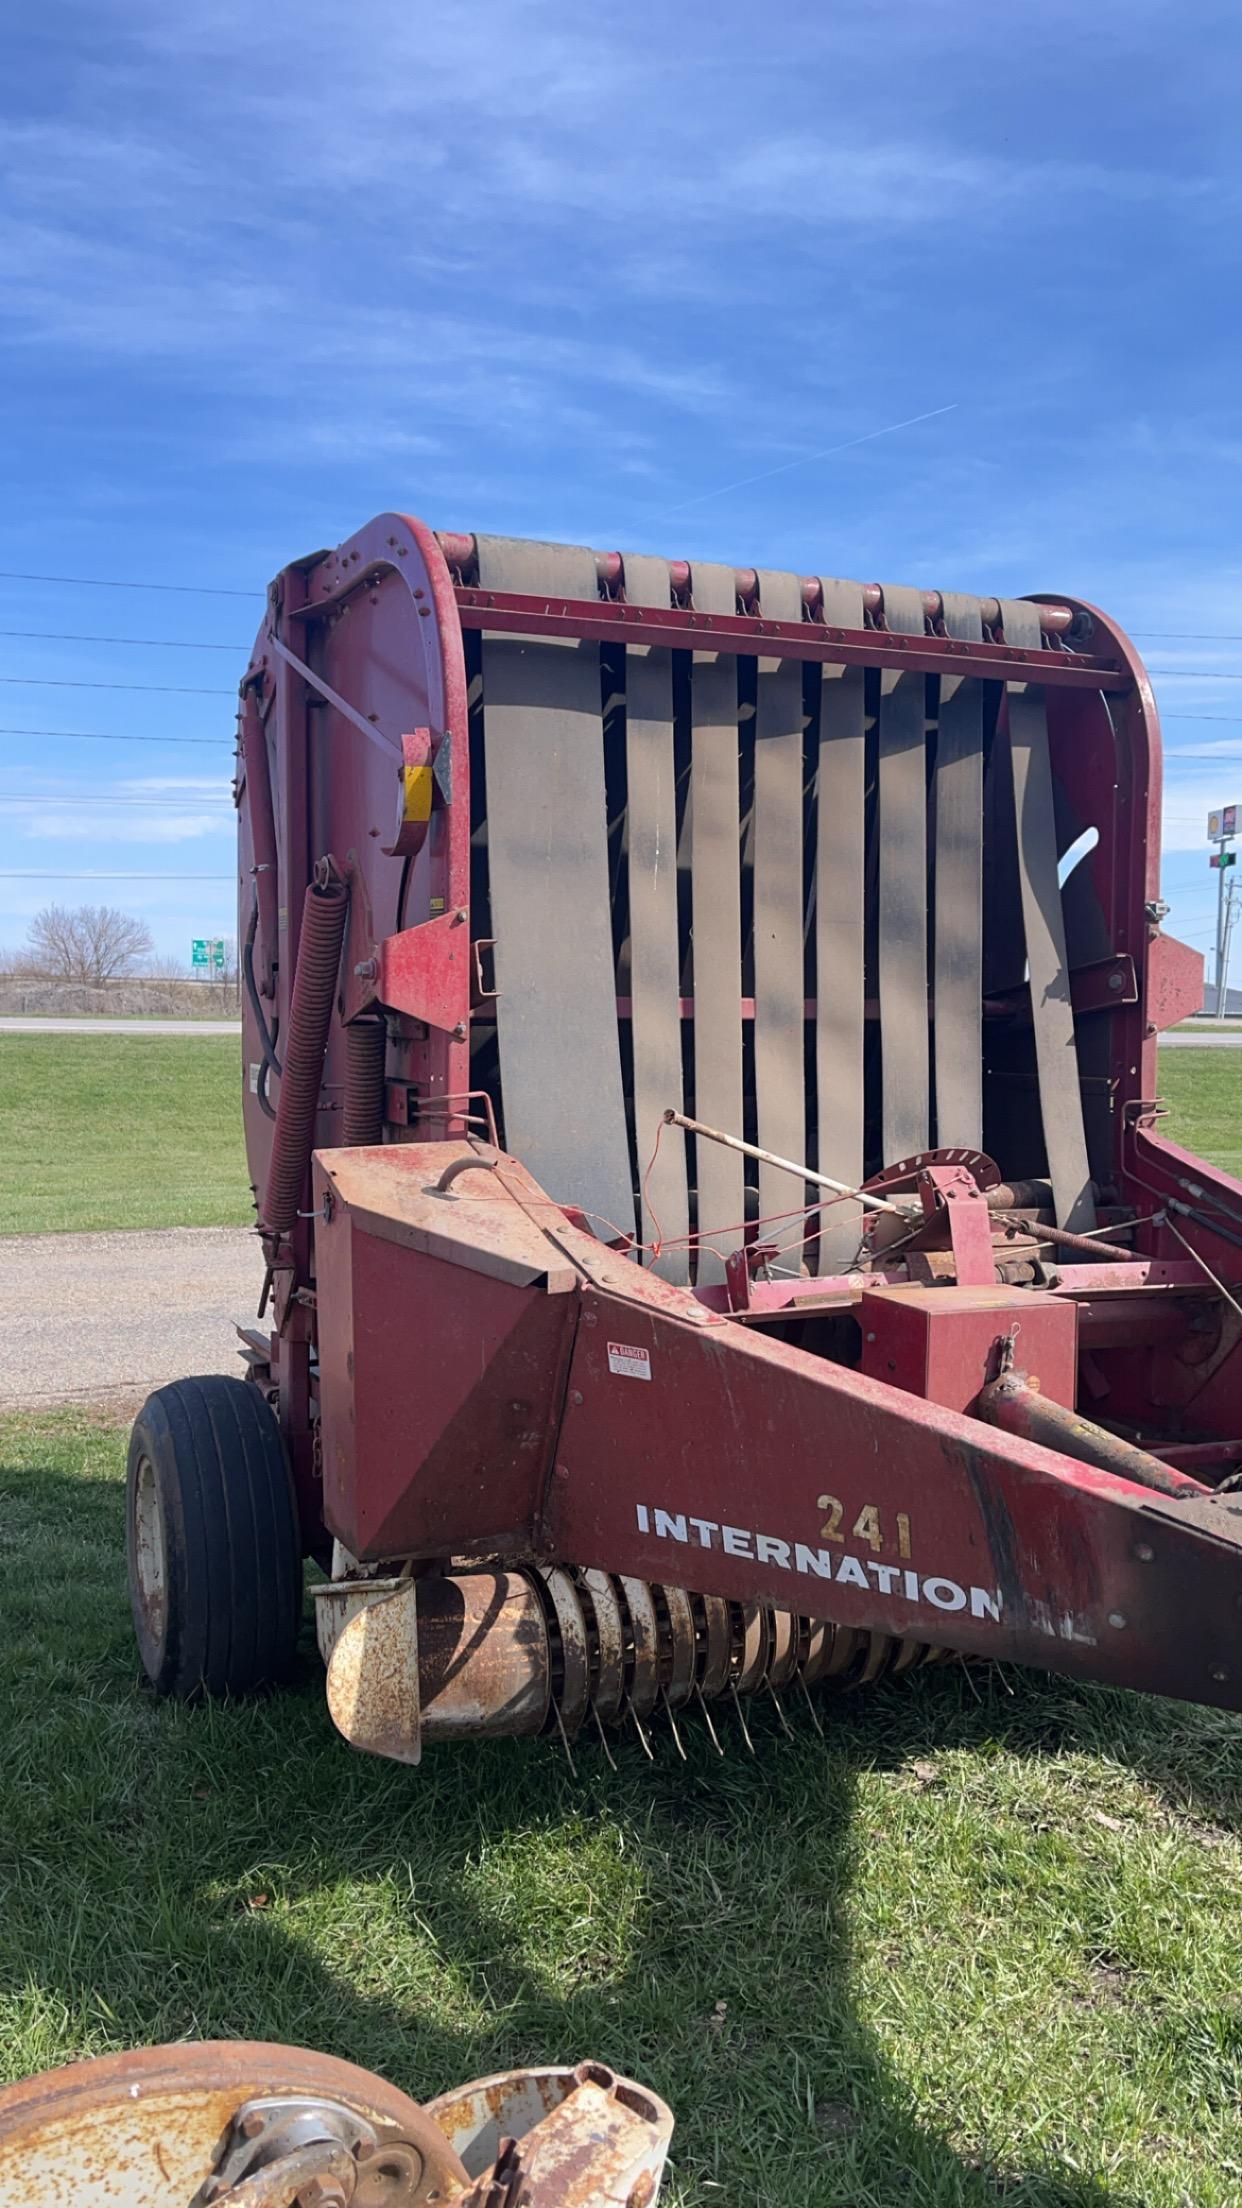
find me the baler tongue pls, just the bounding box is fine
[127,509,1242,1763]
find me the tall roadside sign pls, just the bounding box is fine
[1208,807,1239,1015]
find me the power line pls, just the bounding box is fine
[0,630,244,651]
[0,870,234,880]
[0,569,257,598]
[0,726,229,747]
[9,565,1242,646]
[1150,669,1242,681]
[0,678,233,695]
[0,793,231,810]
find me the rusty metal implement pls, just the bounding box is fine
[122,511,1242,1770]
[0,2040,673,2207]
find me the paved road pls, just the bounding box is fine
[0,1018,240,1036]
[0,1226,265,1412]
[1161,1030,1242,1049]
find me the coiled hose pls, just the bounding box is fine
[261,871,349,1234]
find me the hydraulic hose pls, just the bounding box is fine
[261,869,349,1234]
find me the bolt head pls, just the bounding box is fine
[1133,1542,1155,1563]
[298,2184,349,2208]
[1107,1611,1127,1629]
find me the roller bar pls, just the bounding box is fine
[449,588,1126,688]
[436,532,1077,636]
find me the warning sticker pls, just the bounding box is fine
[607,1341,651,1381]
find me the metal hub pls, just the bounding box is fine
[131,1454,168,1645]
[0,2041,468,2208]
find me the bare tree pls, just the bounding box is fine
[26,904,154,987]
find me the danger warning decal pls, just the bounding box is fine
[607,1341,651,1380]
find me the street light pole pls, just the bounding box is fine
[1211,874,1228,1020]
[1208,805,1239,1017]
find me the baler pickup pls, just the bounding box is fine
[124,514,1242,1765]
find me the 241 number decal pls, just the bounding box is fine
[817,1495,912,1557]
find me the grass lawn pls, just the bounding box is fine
[0,1035,250,1234]
[4,1412,1242,2206]
[1157,1047,1242,1181]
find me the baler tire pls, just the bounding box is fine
[127,1375,301,1701]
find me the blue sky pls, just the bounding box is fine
[3,0,1241,969]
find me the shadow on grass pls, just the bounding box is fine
[8,1441,1239,2204]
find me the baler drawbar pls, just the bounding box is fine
[125,514,1242,1766]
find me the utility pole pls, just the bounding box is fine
[1208,804,1239,1016]
[1211,869,1228,1024]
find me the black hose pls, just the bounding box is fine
[242,900,281,1122]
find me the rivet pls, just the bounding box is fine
[1211,1664,1229,1683]
[1108,1612,1127,1629]
[1133,1542,1154,1563]
[556,1463,570,1481]
[570,1390,583,1406]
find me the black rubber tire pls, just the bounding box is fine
[126,1374,301,1699]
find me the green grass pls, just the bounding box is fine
[0,1035,251,1234]
[6,1011,239,1022]
[1157,1046,1242,1180]
[5,1414,1242,2204]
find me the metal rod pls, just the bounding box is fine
[1160,1212,1242,1324]
[993,1212,1145,1262]
[435,534,1076,634]
[695,1682,727,1757]
[450,593,1116,686]
[662,1108,905,1218]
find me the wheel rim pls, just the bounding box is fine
[131,1455,168,1646]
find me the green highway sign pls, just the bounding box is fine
[191,936,227,971]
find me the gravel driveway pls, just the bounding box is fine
[0,1226,266,1413]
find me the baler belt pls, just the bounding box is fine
[688,559,745,1277]
[814,577,867,1270]
[999,598,1096,1232]
[623,552,690,1280]
[933,591,985,1150]
[877,582,930,1163]
[475,535,636,1241]
[752,568,807,1246]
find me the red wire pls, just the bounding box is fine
[465,1123,875,1277]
